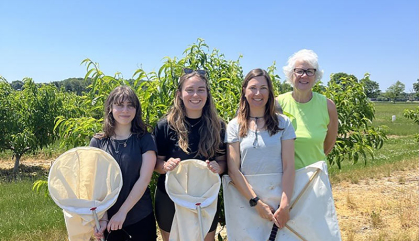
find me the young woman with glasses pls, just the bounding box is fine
[90,86,157,241]
[277,49,338,170]
[225,68,296,232]
[153,69,226,241]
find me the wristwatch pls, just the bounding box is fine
[249,196,260,207]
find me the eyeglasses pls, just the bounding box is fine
[105,228,132,241]
[293,68,316,77]
[183,68,207,76]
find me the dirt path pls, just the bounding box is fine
[333,168,418,241]
[2,158,417,240]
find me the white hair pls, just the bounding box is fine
[282,49,324,86]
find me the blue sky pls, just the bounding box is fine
[1,0,417,92]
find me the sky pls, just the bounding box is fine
[1,0,418,92]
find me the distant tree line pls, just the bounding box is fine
[10,78,92,95]
[328,73,418,102]
[9,78,141,96]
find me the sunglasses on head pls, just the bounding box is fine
[183,68,207,76]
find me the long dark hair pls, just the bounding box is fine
[96,85,147,138]
[237,68,281,137]
[166,71,224,159]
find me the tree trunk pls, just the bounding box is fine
[13,154,22,175]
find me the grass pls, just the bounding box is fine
[328,136,418,183]
[328,102,418,183]
[0,179,67,240]
[0,101,417,241]
[372,102,418,136]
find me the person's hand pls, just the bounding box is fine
[93,220,107,240]
[273,206,290,229]
[206,160,221,174]
[107,211,127,232]
[255,200,280,227]
[163,158,181,172]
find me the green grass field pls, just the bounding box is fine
[328,102,418,183]
[371,102,418,136]
[0,180,67,241]
[0,101,417,241]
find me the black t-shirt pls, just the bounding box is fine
[89,132,157,227]
[153,116,226,192]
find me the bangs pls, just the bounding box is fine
[112,91,138,107]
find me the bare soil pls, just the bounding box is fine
[2,158,417,241]
[333,168,418,241]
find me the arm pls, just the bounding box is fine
[154,155,180,174]
[107,150,156,231]
[227,143,279,226]
[153,120,180,174]
[154,155,167,174]
[273,139,295,229]
[324,98,338,155]
[206,154,226,174]
[93,212,108,240]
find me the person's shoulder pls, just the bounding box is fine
[312,92,335,107]
[135,131,152,139]
[276,91,292,100]
[157,116,168,125]
[326,98,337,112]
[277,113,290,121]
[90,133,106,146]
[276,113,291,126]
[92,133,106,140]
[218,117,227,128]
[155,117,169,129]
[313,92,327,100]
[135,132,156,146]
[227,117,239,126]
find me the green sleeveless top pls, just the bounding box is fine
[276,92,329,170]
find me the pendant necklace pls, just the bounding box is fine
[187,118,202,128]
[249,116,264,130]
[112,133,132,154]
[249,116,263,148]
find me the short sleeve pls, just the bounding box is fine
[280,115,296,140]
[89,137,99,148]
[153,119,169,156]
[225,118,240,143]
[140,133,158,154]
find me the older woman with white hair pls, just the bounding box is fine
[276,49,338,170]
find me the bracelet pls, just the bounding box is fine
[99,219,109,222]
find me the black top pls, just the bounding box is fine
[153,116,226,192]
[89,133,157,227]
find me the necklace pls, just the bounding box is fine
[111,133,132,154]
[249,116,264,131]
[249,116,263,148]
[186,118,202,128]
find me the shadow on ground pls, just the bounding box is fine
[0,165,48,182]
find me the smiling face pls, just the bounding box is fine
[244,76,269,110]
[111,100,136,127]
[178,75,208,118]
[292,60,317,91]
